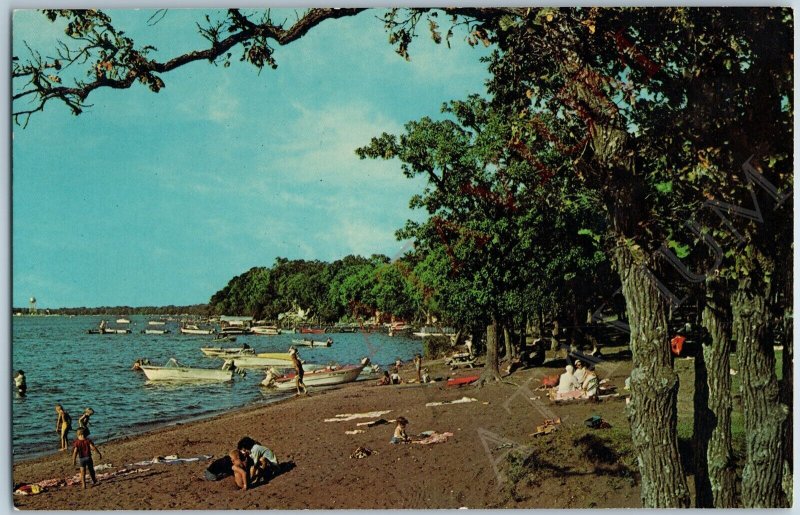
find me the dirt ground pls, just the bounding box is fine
[13,352,648,509]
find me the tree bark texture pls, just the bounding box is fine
[694,278,737,507]
[480,317,502,382]
[613,244,691,508]
[503,325,513,360]
[732,268,788,508]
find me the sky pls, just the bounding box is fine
[11,9,493,308]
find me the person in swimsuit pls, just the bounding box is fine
[14,370,26,396]
[78,408,94,436]
[289,348,307,395]
[55,404,72,451]
[413,354,422,382]
[72,427,102,489]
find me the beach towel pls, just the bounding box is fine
[131,454,213,467]
[426,396,477,407]
[345,429,365,435]
[414,432,454,445]
[324,410,392,422]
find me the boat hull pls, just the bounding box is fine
[200,347,255,357]
[299,328,325,334]
[268,364,365,390]
[228,355,294,368]
[291,339,332,347]
[140,366,232,382]
[250,326,281,335]
[144,329,170,334]
[180,327,215,335]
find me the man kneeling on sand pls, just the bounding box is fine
[237,436,278,487]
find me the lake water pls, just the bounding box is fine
[11,316,422,461]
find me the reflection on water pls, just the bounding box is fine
[12,316,421,461]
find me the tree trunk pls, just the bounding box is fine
[503,325,513,360]
[479,317,502,383]
[613,244,691,508]
[778,253,793,504]
[732,264,788,508]
[694,277,737,507]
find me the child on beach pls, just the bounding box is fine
[229,449,251,491]
[78,408,94,436]
[237,436,278,487]
[72,427,102,489]
[55,404,72,451]
[390,417,410,444]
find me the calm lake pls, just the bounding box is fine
[11,315,422,461]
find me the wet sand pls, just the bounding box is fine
[12,358,640,509]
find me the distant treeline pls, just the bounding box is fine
[209,254,422,325]
[12,305,211,316]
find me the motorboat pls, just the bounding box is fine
[200,346,255,357]
[225,354,294,368]
[261,358,369,390]
[299,327,326,334]
[412,326,457,338]
[291,338,332,347]
[250,325,281,335]
[180,324,216,335]
[116,318,131,324]
[213,334,237,343]
[140,358,233,382]
[143,328,170,334]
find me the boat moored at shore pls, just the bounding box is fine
[140,358,234,382]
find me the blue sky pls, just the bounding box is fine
[11,9,492,308]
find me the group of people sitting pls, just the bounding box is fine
[554,359,599,400]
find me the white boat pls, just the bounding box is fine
[116,318,131,324]
[180,324,216,335]
[140,358,233,382]
[226,354,294,368]
[251,325,281,335]
[105,327,132,334]
[412,326,456,338]
[291,338,332,347]
[200,346,256,357]
[261,358,369,390]
[220,326,249,335]
[144,328,170,335]
[148,320,166,326]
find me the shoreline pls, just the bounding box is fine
[13,357,642,509]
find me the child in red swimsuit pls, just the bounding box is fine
[72,427,102,489]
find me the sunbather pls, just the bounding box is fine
[557,365,576,393]
[573,360,587,389]
[582,367,599,399]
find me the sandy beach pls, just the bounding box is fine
[13,357,643,509]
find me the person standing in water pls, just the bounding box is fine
[289,348,307,395]
[14,370,26,396]
[78,408,94,436]
[55,404,72,451]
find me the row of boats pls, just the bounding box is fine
[136,345,370,391]
[87,318,455,339]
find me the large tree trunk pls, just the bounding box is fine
[694,277,737,507]
[778,252,793,504]
[732,264,788,508]
[614,244,691,508]
[479,317,502,383]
